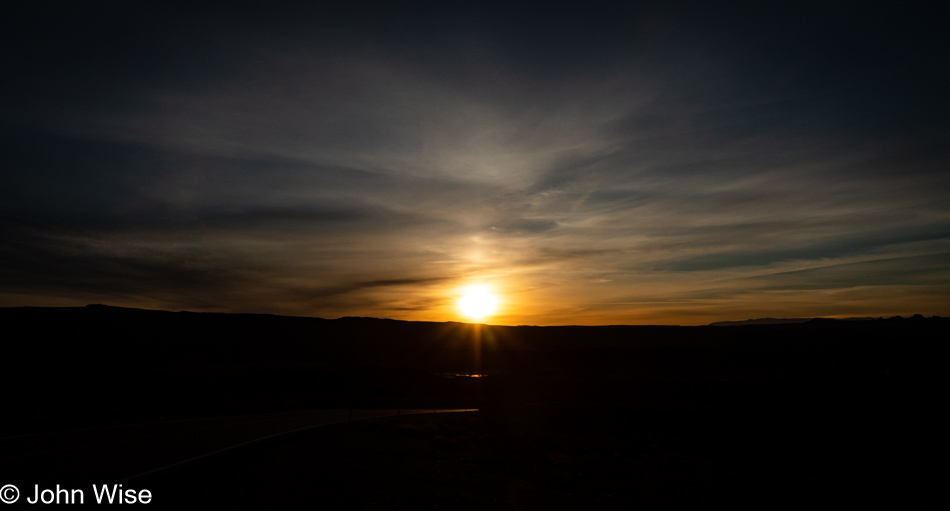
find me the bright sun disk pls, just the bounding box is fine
[458,285,499,321]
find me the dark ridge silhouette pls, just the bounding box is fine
[709,316,880,326]
[2,304,948,433]
[3,305,948,509]
[709,317,816,326]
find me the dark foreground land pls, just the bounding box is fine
[140,405,944,510]
[1,305,948,508]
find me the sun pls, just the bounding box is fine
[458,285,499,321]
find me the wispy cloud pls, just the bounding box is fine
[2,2,948,323]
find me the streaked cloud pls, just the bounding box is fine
[2,2,948,324]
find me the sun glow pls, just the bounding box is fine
[458,285,499,321]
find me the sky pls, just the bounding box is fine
[2,1,948,325]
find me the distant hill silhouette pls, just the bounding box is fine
[709,317,816,326]
[709,317,878,326]
[2,305,948,433]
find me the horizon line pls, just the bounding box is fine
[2,303,943,328]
